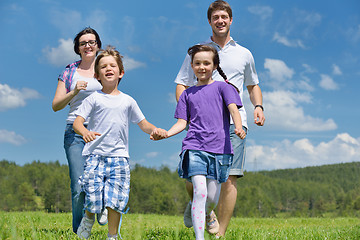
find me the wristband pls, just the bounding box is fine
[254,105,264,111]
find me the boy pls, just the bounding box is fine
[73,46,165,239]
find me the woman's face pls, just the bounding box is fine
[78,33,98,59]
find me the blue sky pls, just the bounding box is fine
[0,0,359,172]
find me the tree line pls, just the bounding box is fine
[1,160,360,217]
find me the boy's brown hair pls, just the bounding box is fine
[95,45,124,83]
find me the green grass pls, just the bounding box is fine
[1,212,360,239]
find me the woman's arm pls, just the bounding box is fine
[52,80,88,112]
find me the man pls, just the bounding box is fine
[174,0,265,237]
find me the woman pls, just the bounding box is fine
[52,27,107,233]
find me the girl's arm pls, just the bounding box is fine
[73,115,101,143]
[52,80,88,112]
[167,119,187,138]
[228,103,246,139]
[150,118,187,141]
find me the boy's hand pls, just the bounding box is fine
[150,128,168,140]
[234,128,246,139]
[83,131,101,143]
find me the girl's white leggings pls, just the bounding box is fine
[191,175,221,240]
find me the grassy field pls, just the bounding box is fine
[0,212,359,239]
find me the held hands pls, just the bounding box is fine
[234,128,246,139]
[150,128,168,141]
[82,130,101,143]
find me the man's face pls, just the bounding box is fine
[209,10,233,38]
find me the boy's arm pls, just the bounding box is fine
[73,116,101,143]
[228,103,246,139]
[138,119,167,140]
[138,119,156,134]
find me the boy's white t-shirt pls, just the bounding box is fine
[75,90,145,158]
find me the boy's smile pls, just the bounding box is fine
[96,55,124,94]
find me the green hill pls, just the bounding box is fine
[1,160,359,217]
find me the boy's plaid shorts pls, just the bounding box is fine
[79,155,130,213]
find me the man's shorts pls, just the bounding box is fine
[229,125,247,177]
[79,155,130,214]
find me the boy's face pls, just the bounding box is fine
[191,51,216,82]
[96,56,124,85]
[209,10,232,38]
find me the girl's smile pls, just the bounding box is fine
[191,51,216,85]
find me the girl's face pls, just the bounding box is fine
[96,56,124,86]
[78,33,98,59]
[191,51,216,82]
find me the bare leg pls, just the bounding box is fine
[216,175,237,236]
[85,210,95,219]
[107,207,120,236]
[186,180,194,200]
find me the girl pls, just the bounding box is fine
[152,44,246,240]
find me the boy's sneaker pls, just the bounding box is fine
[97,208,108,226]
[183,201,193,228]
[206,210,219,235]
[77,216,95,239]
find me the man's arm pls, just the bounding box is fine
[247,84,265,126]
[176,84,188,102]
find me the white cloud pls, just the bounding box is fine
[273,32,306,49]
[261,90,337,132]
[42,38,78,67]
[168,92,177,105]
[264,58,295,90]
[162,151,181,170]
[247,5,273,20]
[302,63,317,73]
[319,74,338,90]
[146,152,159,158]
[297,76,314,92]
[332,64,342,75]
[246,133,360,171]
[346,24,360,43]
[0,129,27,145]
[0,84,40,111]
[123,56,146,71]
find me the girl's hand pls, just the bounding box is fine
[150,128,168,140]
[74,81,88,94]
[234,128,246,139]
[83,131,101,143]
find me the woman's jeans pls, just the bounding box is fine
[64,124,86,233]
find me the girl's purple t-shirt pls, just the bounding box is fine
[175,81,242,154]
